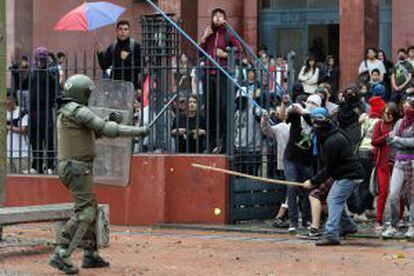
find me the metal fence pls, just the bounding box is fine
[7,48,291,170]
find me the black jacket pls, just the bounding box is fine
[284,110,313,165]
[29,67,58,119]
[97,37,141,88]
[311,128,364,186]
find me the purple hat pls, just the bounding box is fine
[34,47,49,60]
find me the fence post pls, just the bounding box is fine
[226,47,236,158]
[287,50,296,96]
[0,0,7,240]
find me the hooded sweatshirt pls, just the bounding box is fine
[200,24,242,75]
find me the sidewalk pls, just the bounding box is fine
[1,223,413,275]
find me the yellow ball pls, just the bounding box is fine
[214,208,221,216]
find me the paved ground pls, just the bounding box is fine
[1,223,414,275]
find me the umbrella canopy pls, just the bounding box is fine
[54,1,126,31]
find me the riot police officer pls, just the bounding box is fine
[49,74,149,274]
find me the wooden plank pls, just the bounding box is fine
[231,206,276,221]
[232,192,280,206]
[0,203,74,225]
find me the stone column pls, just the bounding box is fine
[339,0,379,88]
[243,0,258,51]
[392,0,414,60]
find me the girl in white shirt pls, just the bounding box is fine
[298,56,319,94]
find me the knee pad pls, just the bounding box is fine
[78,206,96,224]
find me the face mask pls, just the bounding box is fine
[345,93,359,105]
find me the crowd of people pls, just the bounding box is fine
[258,46,414,244]
[5,8,414,246]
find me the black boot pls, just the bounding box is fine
[315,237,340,246]
[82,251,110,269]
[49,251,79,274]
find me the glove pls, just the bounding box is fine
[108,111,123,124]
[138,125,150,136]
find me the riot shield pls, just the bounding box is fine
[89,79,135,187]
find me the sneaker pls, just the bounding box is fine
[82,253,110,269]
[307,227,322,237]
[288,226,297,233]
[315,237,340,246]
[265,218,289,229]
[298,227,321,240]
[49,253,79,274]
[46,168,54,175]
[398,219,407,229]
[353,213,369,222]
[382,227,398,239]
[22,168,38,174]
[375,222,383,234]
[339,228,358,238]
[404,226,414,241]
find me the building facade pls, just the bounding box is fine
[5,0,414,89]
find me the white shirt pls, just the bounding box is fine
[298,67,319,94]
[358,59,386,75]
[7,107,29,158]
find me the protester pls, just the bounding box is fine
[303,108,364,246]
[355,96,386,221]
[382,96,414,240]
[298,55,319,95]
[336,86,366,150]
[315,86,338,115]
[96,20,141,88]
[199,7,242,153]
[261,97,291,228]
[371,102,401,232]
[28,46,58,174]
[283,102,315,232]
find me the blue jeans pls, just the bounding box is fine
[284,159,312,227]
[325,179,358,241]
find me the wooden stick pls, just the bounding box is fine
[191,163,306,187]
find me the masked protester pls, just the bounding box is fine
[283,103,313,233]
[382,96,414,240]
[372,103,401,232]
[28,46,59,174]
[336,86,366,151]
[303,108,364,246]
